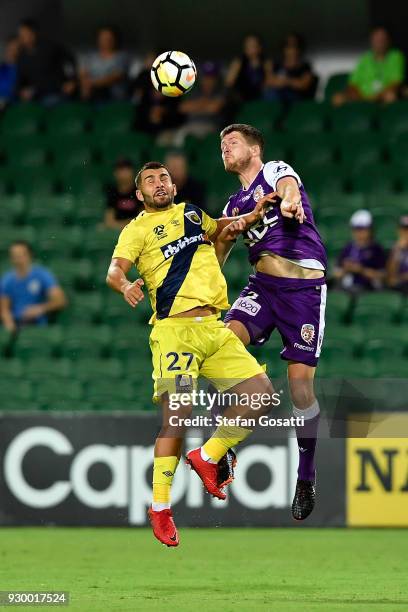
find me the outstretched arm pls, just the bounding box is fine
[209,192,279,243]
[276,176,305,222]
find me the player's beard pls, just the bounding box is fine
[224,152,252,175]
[143,189,174,210]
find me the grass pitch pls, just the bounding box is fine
[1,527,407,611]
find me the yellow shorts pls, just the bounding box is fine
[149,314,264,401]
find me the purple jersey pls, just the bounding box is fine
[337,241,386,290]
[395,246,408,275]
[223,161,327,270]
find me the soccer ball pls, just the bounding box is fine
[151,51,197,97]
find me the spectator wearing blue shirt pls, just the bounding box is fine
[0,241,67,331]
[0,36,19,108]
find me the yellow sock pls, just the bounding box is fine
[152,456,179,507]
[202,425,252,463]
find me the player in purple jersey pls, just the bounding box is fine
[216,124,327,520]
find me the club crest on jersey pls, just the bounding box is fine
[185,210,201,225]
[253,185,265,202]
[301,324,315,345]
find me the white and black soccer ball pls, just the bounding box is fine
[151,51,197,97]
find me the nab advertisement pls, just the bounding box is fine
[347,413,408,527]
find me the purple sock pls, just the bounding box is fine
[293,402,320,481]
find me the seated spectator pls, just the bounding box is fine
[387,215,408,293]
[265,33,317,103]
[332,27,404,106]
[0,241,67,331]
[225,34,272,102]
[0,36,20,108]
[16,18,76,104]
[133,52,184,140]
[104,158,142,229]
[334,210,387,292]
[177,62,225,142]
[165,151,207,210]
[79,25,128,101]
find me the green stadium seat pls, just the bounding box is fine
[99,132,148,167]
[0,358,24,378]
[352,292,403,326]
[1,104,44,136]
[400,297,408,323]
[110,329,151,361]
[365,322,408,346]
[45,103,92,136]
[325,291,353,324]
[4,139,49,170]
[61,324,112,359]
[378,101,408,136]
[8,168,58,197]
[24,357,73,381]
[301,167,345,196]
[0,380,34,409]
[52,137,95,173]
[320,224,351,257]
[36,226,84,258]
[26,194,75,227]
[329,104,375,134]
[363,338,404,362]
[318,355,377,378]
[103,292,148,327]
[387,135,408,170]
[35,379,84,410]
[283,101,328,134]
[338,134,385,173]
[323,323,364,354]
[85,379,136,408]
[369,207,399,245]
[366,193,408,214]
[91,102,135,135]
[317,192,366,214]
[348,166,397,194]
[320,338,355,367]
[73,358,124,382]
[0,194,26,225]
[51,258,94,291]
[60,294,105,326]
[370,354,408,377]
[13,326,63,360]
[263,132,291,161]
[60,167,106,197]
[324,73,349,102]
[290,135,334,173]
[235,100,282,132]
[82,228,119,258]
[223,254,251,290]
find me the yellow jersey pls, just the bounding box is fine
[112,202,229,323]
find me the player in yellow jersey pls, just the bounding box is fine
[107,161,277,547]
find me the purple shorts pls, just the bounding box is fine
[224,272,327,367]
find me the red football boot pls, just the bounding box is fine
[185,448,227,500]
[147,507,179,547]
